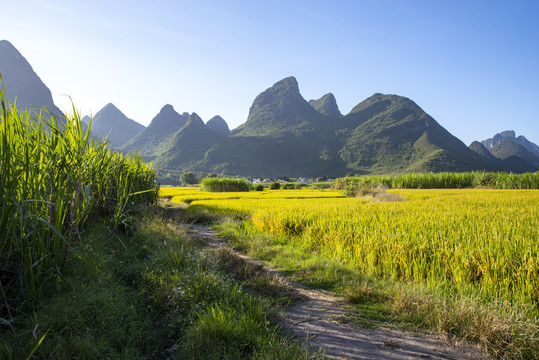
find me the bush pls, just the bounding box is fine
[180,172,197,185]
[200,178,250,192]
[254,184,264,191]
[310,182,333,189]
[269,182,281,190]
[282,183,295,190]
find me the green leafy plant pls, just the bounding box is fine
[269,182,281,190]
[0,77,158,318]
[200,178,250,192]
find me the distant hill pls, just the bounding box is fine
[90,103,145,147]
[469,141,498,161]
[119,104,189,161]
[206,115,230,135]
[339,93,500,174]
[481,130,539,157]
[152,113,226,169]
[472,131,539,171]
[232,76,329,137]
[309,93,342,117]
[137,77,506,177]
[0,39,64,120]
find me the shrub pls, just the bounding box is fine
[200,178,250,192]
[180,172,197,185]
[310,182,333,189]
[254,184,264,191]
[269,182,281,190]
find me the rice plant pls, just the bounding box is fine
[164,186,539,311]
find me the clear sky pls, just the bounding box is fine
[2,0,538,145]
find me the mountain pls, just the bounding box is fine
[153,113,226,169]
[139,77,504,177]
[90,103,145,147]
[0,39,64,120]
[338,93,501,174]
[490,139,539,170]
[232,76,328,137]
[469,141,498,161]
[206,115,230,135]
[309,93,341,117]
[476,131,539,171]
[119,104,189,161]
[481,130,539,157]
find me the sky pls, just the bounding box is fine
[2,0,538,145]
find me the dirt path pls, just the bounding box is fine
[191,225,491,360]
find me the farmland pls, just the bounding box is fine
[0,94,319,359]
[166,186,539,358]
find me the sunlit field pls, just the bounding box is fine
[165,187,539,309]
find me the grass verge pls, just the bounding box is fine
[0,206,322,359]
[213,217,539,360]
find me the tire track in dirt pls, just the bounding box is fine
[191,225,491,360]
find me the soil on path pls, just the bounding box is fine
[191,225,491,360]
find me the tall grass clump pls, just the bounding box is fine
[200,178,250,192]
[335,172,539,193]
[0,80,158,318]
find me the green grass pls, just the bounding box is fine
[0,82,158,319]
[334,172,539,191]
[212,217,539,360]
[0,206,322,359]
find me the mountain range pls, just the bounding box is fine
[469,130,539,172]
[1,39,537,177]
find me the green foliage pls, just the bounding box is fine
[334,172,539,193]
[1,208,318,359]
[180,171,197,185]
[254,184,265,191]
[201,178,251,192]
[0,83,158,319]
[269,181,281,190]
[310,182,333,189]
[282,183,295,189]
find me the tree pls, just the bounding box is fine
[180,172,197,185]
[269,181,281,190]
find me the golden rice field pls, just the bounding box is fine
[163,187,539,308]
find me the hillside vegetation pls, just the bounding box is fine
[124,77,528,177]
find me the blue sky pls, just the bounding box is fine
[2,0,538,145]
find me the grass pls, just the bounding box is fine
[0,82,158,320]
[164,186,539,359]
[334,172,539,190]
[214,218,539,359]
[0,206,322,359]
